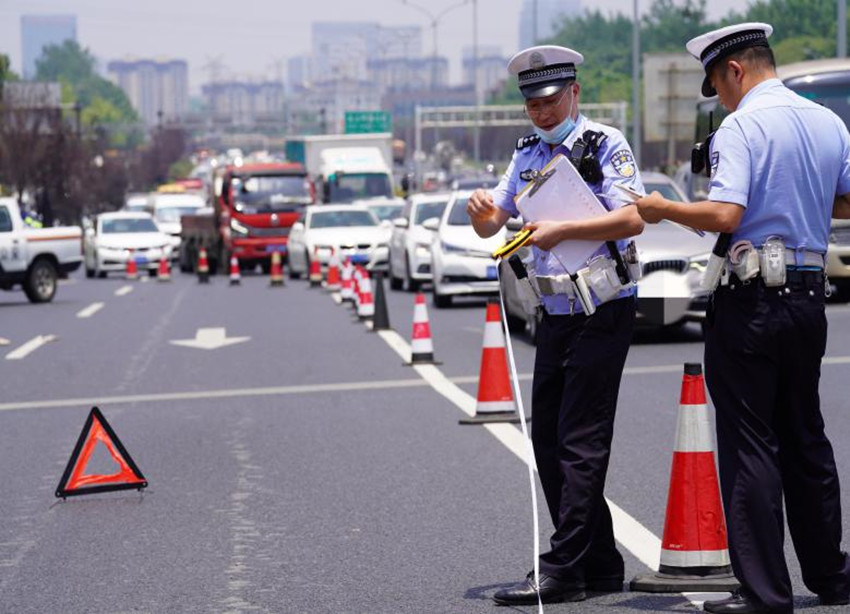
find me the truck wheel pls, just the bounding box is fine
[23,258,58,303]
[85,266,95,279]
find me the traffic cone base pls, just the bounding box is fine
[630,363,738,593]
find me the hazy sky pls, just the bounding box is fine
[1,0,743,93]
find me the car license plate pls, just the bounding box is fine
[486,265,497,280]
[349,253,368,264]
[265,245,287,253]
[135,256,147,265]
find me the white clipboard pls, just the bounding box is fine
[513,154,608,272]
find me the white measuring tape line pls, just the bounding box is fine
[497,264,544,614]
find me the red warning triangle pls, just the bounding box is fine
[56,407,147,498]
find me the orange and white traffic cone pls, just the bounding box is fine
[326,249,341,292]
[340,258,354,302]
[356,269,375,321]
[156,255,171,282]
[269,251,284,287]
[630,363,738,592]
[229,256,241,285]
[197,247,210,283]
[460,299,520,424]
[406,292,438,364]
[125,249,138,281]
[309,247,322,287]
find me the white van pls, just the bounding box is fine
[148,192,205,252]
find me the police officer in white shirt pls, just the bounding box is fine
[637,23,850,614]
[467,45,644,605]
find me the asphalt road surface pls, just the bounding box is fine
[1,269,849,613]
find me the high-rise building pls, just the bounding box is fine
[107,58,189,125]
[518,0,582,49]
[462,46,508,100]
[202,81,285,126]
[288,55,314,91]
[21,15,77,80]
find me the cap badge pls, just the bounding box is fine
[530,52,545,70]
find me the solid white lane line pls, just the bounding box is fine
[0,378,432,412]
[115,285,133,296]
[76,302,104,319]
[377,329,667,581]
[5,335,57,361]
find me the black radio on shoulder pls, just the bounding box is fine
[691,111,716,178]
[569,130,607,184]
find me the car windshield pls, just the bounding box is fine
[156,206,202,223]
[102,218,158,233]
[309,210,378,229]
[414,201,448,224]
[644,182,684,202]
[233,175,310,212]
[328,173,392,203]
[447,198,471,226]
[368,204,403,221]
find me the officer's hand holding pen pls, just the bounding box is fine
[634,191,668,224]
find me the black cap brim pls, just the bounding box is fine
[520,81,567,100]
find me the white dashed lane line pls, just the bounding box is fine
[114,285,134,296]
[76,302,105,319]
[5,335,57,361]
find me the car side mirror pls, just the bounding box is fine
[421,217,440,231]
[393,217,409,229]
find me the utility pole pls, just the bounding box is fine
[473,0,480,163]
[532,0,538,45]
[839,0,847,58]
[632,0,642,167]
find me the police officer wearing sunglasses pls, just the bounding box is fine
[467,45,644,605]
[636,23,850,614]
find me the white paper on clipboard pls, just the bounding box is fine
[514,153,608,272]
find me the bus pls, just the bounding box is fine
[689,58,850,299]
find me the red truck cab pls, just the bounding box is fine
[218,162,313,268]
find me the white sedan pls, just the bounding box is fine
[427,190,506,307]
[287,205,391,277]
[388,192,451,291]
[83,212,173,278]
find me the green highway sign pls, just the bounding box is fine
[345,111,392,134]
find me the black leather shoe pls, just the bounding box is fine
[819,593,850,606]
[493,572,586,605]
[703,592,768,613]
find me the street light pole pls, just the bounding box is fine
[632,0,642,167]
[401,0,470,90]
[473,0,480,163]
[839,0,847,58]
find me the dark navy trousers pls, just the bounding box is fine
[705,275,850,613]
[532,296,635,585]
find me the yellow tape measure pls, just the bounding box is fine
[492,228,534,259]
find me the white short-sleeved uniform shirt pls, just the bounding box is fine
[491,114,644,314]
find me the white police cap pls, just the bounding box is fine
[686,22,773,97]
[507,45,584,100]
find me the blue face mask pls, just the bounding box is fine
[534,115,577,145]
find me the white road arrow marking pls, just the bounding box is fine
[5,335,57,360]
[76,302,104,318]
[169,327,250,351]
[115,285,133,296]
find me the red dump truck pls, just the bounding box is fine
[180,162,314,274]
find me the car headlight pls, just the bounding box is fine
[230,218,249,236]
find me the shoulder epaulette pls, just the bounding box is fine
[516,134,540,150]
